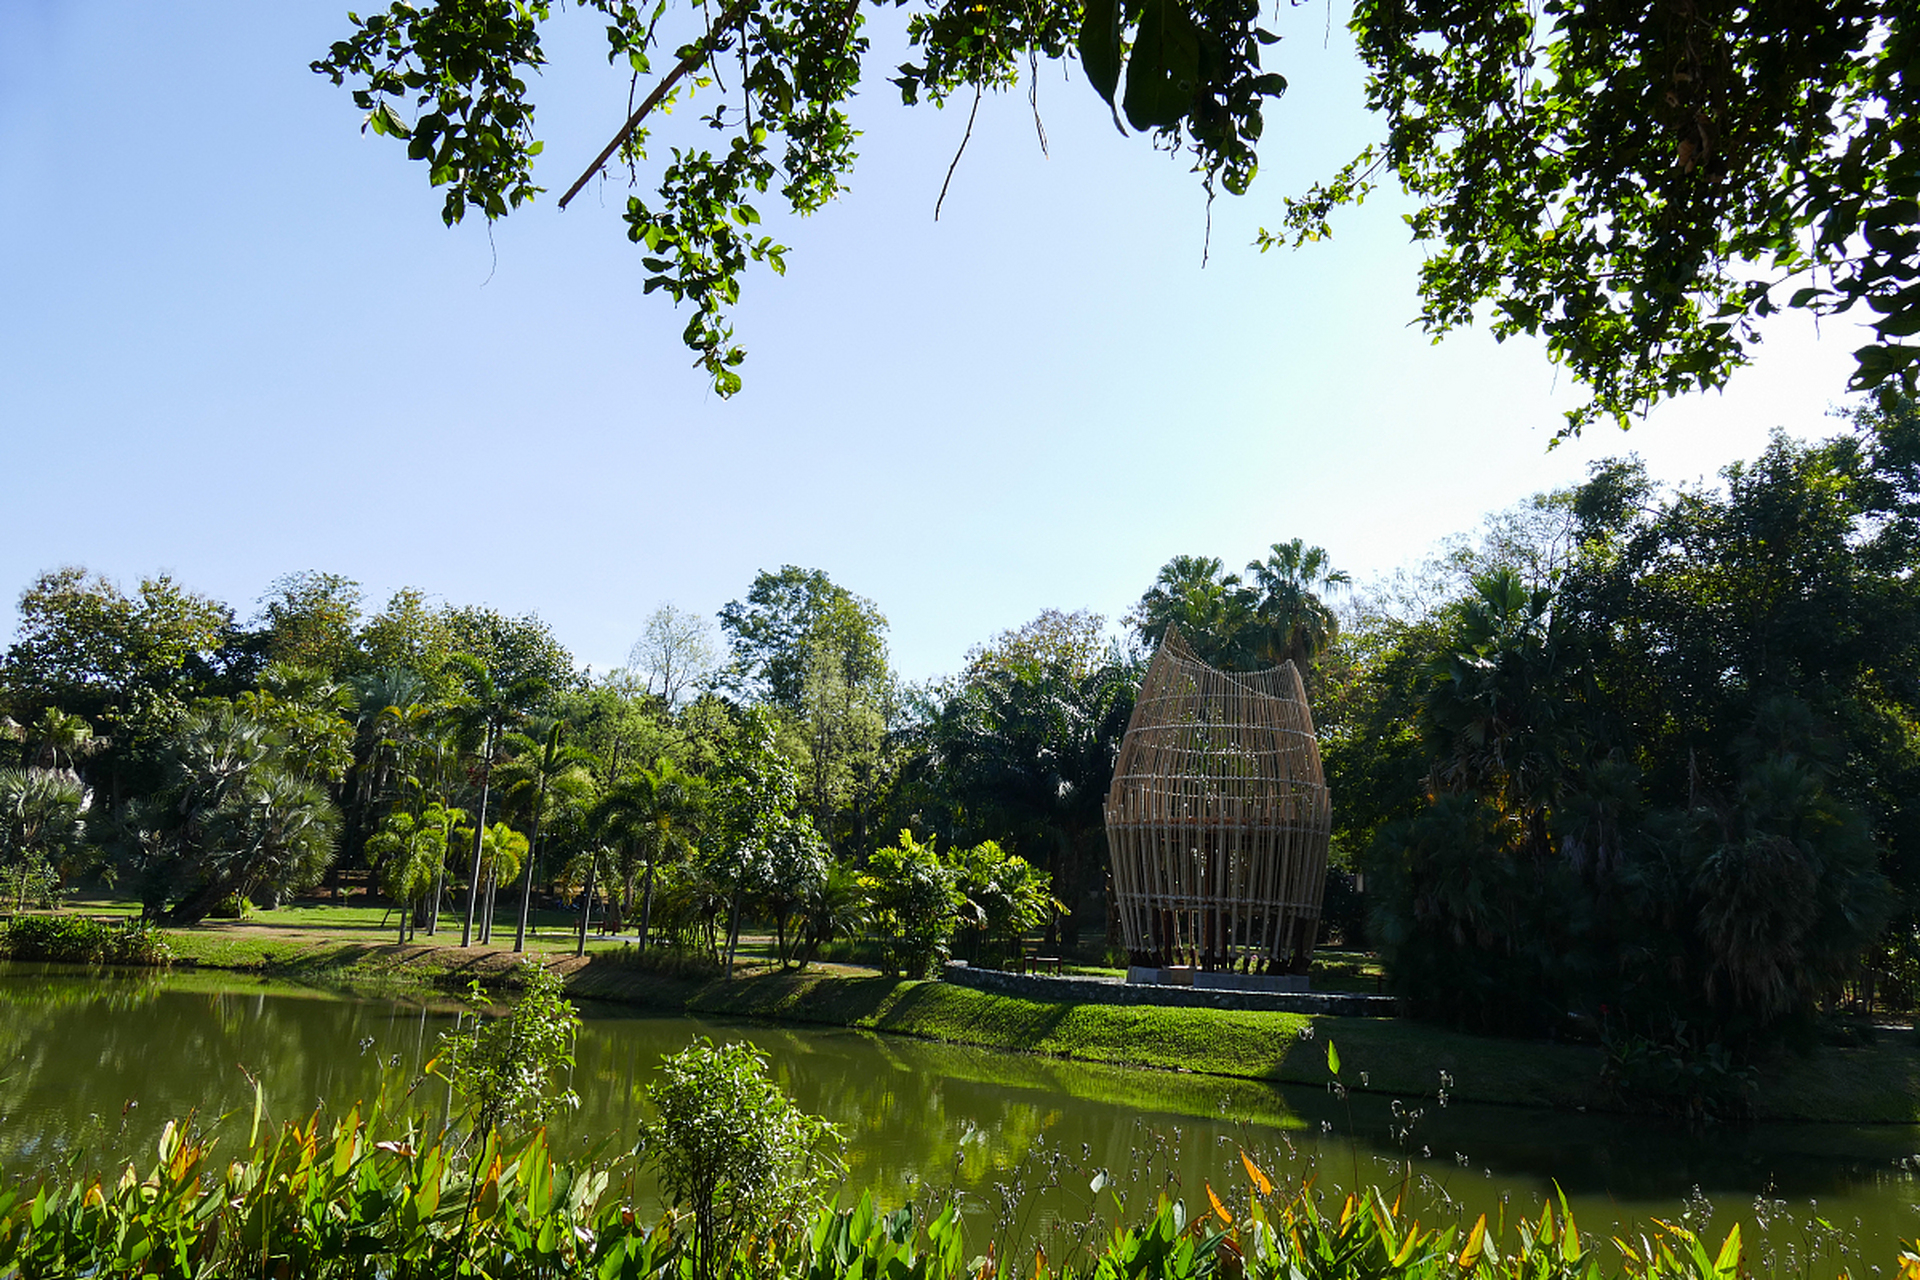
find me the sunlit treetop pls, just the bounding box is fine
[315,0,1919,430]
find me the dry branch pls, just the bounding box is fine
[557,0,757,211]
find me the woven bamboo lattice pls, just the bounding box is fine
[1104,629,1333,975]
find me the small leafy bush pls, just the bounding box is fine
[0,914,172,966]
[604,941,725,980]
[1601,1017,1758,1123]
[638,1038,843,1280]
[862,831,964,979]
[439,959,580,1137]
[208,893,254,919]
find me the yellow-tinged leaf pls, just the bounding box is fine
[1713,1223,1741,1277]
[1033,1244,1046,1280]
[1208,1183,1234,1226]
[1241,1150,1273,1197]
[1897,1252,1920,1280]
[1371,1199,1400,1257]
[1563,1209,1583,1262]
[1457,1214,1488,1272]
[246,1071,263,1151]
[1392,1222,1422,1268]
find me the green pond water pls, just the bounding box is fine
[2,965,1918,1269]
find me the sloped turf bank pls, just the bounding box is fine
[158,929,1920,1123]
[676,969,1610,1111]
[679,974,1920,1123]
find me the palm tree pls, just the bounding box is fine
[498,722,598,951]
[591,758,705,952]
[1245,538,1351,669]
[927,658,1134,946]
[456,820,530,942]
[26,709,104,776]
[794,863,870,968]
[149,706,343,923]
[440,654,546,947]
[1422,568,1572,836]
[348,666,431,828]
[0,767,89,909]
[370,802,462,942]
[1129,555,1261,669]
[226,770,343,910]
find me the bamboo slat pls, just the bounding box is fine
[1103,629,1333,976]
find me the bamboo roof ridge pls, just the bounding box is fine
[1104,629,1333,977]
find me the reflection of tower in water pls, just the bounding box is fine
[1103,629,1332,984]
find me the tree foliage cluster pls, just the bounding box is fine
[1306,397,1920,1079]
[315,0,1919,426]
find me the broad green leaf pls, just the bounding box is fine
[1076,0,1123,109]
[1714,1222,1741,1277]
[1121,0,1198,131]
[1458,1214,1488,1272]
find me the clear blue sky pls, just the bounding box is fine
[0,0,1868,682]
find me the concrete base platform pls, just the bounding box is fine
[1193,971,1309,994]
[1125,967,1309,994]
[945,961,1396,1017]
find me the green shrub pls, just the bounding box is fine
[439,960,580,1137]
[0,914,172,966]
[862,831,963,979]
[208,893,254,919]
[605,942,725,980]
[638,1039,843,1280]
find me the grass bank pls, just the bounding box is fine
[148,920,1920,1124]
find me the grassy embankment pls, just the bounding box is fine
[111,899,1920,1124]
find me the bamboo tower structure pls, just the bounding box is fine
[1104,630,1333,978]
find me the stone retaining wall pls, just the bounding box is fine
[942,962,1397,1017]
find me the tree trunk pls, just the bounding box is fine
[460,723,495,947]
[576,862,597,958]
[724,893,742,977]
[427,862,445,936]
[638,861,655,952]
[160,876,239,927]
[482,867,497,944]
[514,790,546,953]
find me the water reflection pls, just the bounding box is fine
[1,966,1917,1261]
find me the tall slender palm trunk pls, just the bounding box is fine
[637,861,655,952]
[482,868,498,944]
[514,778,550,953]
[460,723,496,947]
[575,861,597,957]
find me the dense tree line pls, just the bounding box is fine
[8,401,1919,1068]
[1309,398,1920,1088]
[0,565,1090,971]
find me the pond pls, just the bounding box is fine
[1,964,1916,1269]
